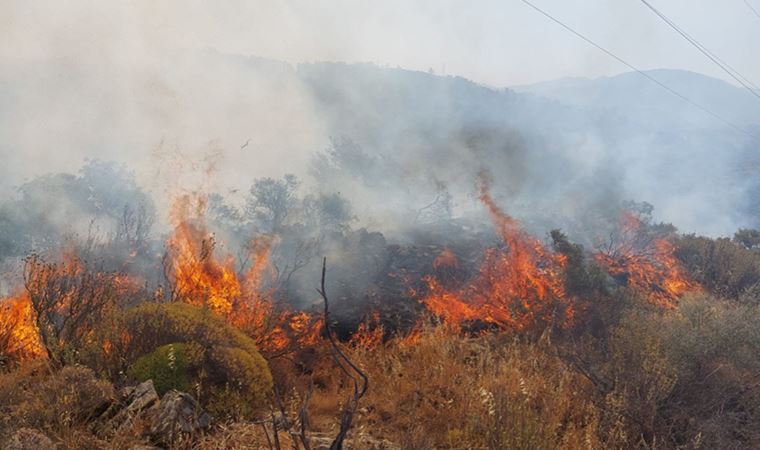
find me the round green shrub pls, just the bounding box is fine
[204,346,273,419]
[127,342,204,395]
[108,302,273,417]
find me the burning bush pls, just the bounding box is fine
[22,252,131,366]
[163,193,322,358]
[594,211,698,307]
[420,176,572,333]
[0,293,44,370]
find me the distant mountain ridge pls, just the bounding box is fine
[285,60,759,235]
[511,69,760,128]
[2,49,758,236]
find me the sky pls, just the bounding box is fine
[3,0,758,87]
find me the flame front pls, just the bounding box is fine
[0,292,45,362]
[420,176,570,332]
[164,194,321,356]
[165,194,241,314]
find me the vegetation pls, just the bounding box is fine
[111,302,273,419]
[2,163,760,448]
[127,342,204,395]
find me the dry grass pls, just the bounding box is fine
[299,327,603,449]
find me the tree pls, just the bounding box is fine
[245,175,300,233]
[734,228,760,250]
[302,192,355,233]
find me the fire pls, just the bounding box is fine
[420,175,570,332]
[349,312,385,349]
[165,194,241,314]
[164,193,321,356]
[594,211,698,307]
[433,247,459,270]
[0,292,45,363]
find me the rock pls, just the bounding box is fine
[96,379,160,436]
[5,428,56,450]
[124,380,161,415]
[148,390,211,445]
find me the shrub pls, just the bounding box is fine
[658,294,760,448]
[127,342,204,395]
[0,365,114,439]
[597,308,677,446]
[573,294,760,448]
[205,346,273,419]
[104,302,273,418]
[675,235,760,300]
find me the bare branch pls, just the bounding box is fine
[316,257,369,450]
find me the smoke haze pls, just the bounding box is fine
[2,0,759,241]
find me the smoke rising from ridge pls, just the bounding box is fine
[1,0,759,244]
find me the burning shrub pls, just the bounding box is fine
[594,211,698,308]
[164,193,322,358]
[420,176,572,333]
[114,302,273,418]
[0,293,45,371]
[23,252,128,366]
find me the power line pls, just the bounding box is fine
[744,0,760,21]
[518,0,759,142]
[640,0,760,102]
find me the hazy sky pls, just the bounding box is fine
[4,0,758,87]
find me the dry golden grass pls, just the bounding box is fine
[298,326,603,449]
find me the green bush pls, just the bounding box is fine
[205,346,273,419]
[99,302,273,418]
[127,342,204,395]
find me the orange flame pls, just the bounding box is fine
[0,292,45,362]
[164,194,322,356]
[433,247,459,270]
[594,211,698,307]
[349,312,385,349]
[165,194,241,314]
[420,176,570,332]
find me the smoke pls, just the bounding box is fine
[0,2,327,213]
